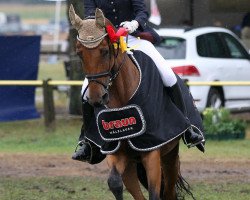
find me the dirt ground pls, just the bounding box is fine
[0,153,249,184]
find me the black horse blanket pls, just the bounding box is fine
[85,50,204,154]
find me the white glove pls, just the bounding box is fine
[120,20,139,33]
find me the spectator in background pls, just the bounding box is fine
[241,12,250,50]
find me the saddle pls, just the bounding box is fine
[134,32,155,44]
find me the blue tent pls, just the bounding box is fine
[0,36,41,122]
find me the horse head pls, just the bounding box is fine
[69,5,123,107]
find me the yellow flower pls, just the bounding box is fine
[119,36,127,53]
[113,43,118,49]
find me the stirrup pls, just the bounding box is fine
[72,140,91,162]
[186,138,205,148]
[183,126,205,148]
[74,140,85,153]
[72,140,106,164]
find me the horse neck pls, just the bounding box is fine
[108,53,139,108]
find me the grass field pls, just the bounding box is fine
[0,176,249,200]
[0,118,249,159]
[38,61,66,80]
[0,118,80,153]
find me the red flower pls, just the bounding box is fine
[106,25,128,43]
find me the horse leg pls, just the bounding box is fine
[122,162,146,200]
[161,143,180,200]
[108,166,123,200]
[106,153,128,200]
[141,150,162,200]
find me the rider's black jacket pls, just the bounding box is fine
[83,0,161,44]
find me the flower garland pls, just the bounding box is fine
[106,25,127,43]
[106,25,137,53]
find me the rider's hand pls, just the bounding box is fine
[120,20,139,33]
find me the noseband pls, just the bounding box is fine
[78,34,127,99]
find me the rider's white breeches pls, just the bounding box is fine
[81,35,177,99]
[127,35,177,86]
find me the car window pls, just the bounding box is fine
[197,35,209,57]
[156,37,186,59]
[221,33,249,59]
[197,33,229,58]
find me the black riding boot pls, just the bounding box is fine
[168,83,204,152]
[72,101,93,162]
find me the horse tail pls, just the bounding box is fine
[175,164,196,200]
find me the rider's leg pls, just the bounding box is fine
[72,99,93,162]
[128,36,204,149]
[168,82,204,151]
[127,35,177,87]
[72,79,93,162]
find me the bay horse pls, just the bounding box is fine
[69,5,194,200]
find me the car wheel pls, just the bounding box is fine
[206,88,224,109]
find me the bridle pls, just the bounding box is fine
[78,31,127,99]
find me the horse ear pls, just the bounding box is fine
[69,4,83,30]
[95,8,105,28]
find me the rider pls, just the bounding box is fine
[72,0,204,162]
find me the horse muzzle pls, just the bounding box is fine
[87,90,109,107]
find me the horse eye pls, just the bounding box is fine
[100,48,109,58]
